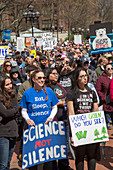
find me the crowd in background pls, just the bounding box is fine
[0,39,113,170]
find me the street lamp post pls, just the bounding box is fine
[23,5,40,37]
[60,25,63,33]
[52,26,55,34]
[72,27,75,34]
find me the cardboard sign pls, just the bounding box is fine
[74,35,82,44]
[17,37,25,52]
[22,121,68,169]
[25,37,31,47]
[3,30,11,40]
[42,33,53,50]
[0,46,9,65]
[69,111,109,147]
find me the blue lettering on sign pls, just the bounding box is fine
[74,122,81,128]
[83,120,92,126]
[94,118,102,125]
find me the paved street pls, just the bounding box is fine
[10,128,113,170]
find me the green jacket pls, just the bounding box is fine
[18,80,32,103]
[95,66,104,78]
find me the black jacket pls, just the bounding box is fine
[0,97,19,138]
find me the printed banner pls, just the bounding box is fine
[74,35,82,44]
[90,29,113,54]
[17,37,25,52]
[69,111,109,147]
[3,29,11,40]
[22,121,68,169]
[0,46,9,65]
[42,33,53,50]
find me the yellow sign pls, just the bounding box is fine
[0,46,9,65]
[30,50,36,58]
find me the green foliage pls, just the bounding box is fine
[76,131,87,140]
[94,129,100,137]
[101,126,107,134]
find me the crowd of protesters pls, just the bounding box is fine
[0,39,113,170]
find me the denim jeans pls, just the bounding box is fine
[0,137,16,170]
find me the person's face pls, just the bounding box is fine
[49,58,54,65]
[33,72,45,87]
[5,57,12,62]
[101,58,108,66]
[75,49,81,56]
[12,72,18,80]
[83,62,89,70]
[55,61,60,68]
[105,64,113,75]
[4,78,12,93]
[17,57,23,63]
[5,62,12,72]
[49,69,58,83]
[78,70,88,86]
[108,58,113,64]
[27,57,32,65]
[40,59,46,67]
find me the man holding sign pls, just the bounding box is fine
[66,68,108,170]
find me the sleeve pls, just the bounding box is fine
[51,89,59,106]
[0,101,18,118]
[18,84,25,103]
[110,78,113,102]
[95,77,106,102]
[92,90,98,103]
[66,90,74,101]
[19,92,28,109]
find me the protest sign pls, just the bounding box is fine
[25,37,31,47]
[69,111,109,147]
[74,35,82,44]
[89,22,113,54]
[22,121,68,169]
[30,50,36,58]
[36,38,43,47]
[0,46,9,65]
[3,30,11,40]
[17,37,25,52]
[42,33,53,50]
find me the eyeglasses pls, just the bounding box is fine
[106,67,113,70]
[35,76,46,80]
[6,65,11,67]
[51,73,58,76]
[79,74,87,79]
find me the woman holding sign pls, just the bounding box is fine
[67,68,100,170]
[20,70,59,170]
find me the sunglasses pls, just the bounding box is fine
[106,67,113,70]
[6,65,11,67]
[6,58,11,59]
[36,76,46,80]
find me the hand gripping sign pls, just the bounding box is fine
[22,121,68,169]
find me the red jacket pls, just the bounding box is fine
[95,72,113,112]
[110,78,113,102]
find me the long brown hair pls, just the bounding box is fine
[2,61,12,74]
[0,74,16,108]
[31,70,48,101]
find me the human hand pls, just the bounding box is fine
[45,117,53,124]
[26,119,35,126]
[70,137,78,147]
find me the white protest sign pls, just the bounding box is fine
[74,35,82,44]
[0,46,9,65]
[69,111,109,146]
[36,38,43,47]
[42,33,53,50]
[17,37,25,52]
[53,37,57,47]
